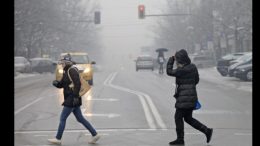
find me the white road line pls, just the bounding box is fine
[15,130,85,134]
[15,94,57,115]
[87,98,119,101]
[109,72,166,129]
[104,73,156,128]
[85,133,109,136]
[103,73,113,86]
[15,129,161,134]
[104,72,156,128]
[186,132,203,135]
[138,94,156,129]
[34,135,49,137]
[193,110,252,115]
[234,133,252,136]
[84,113,120,118]
[142,94,167,129]
[15,129,253,137]
[104,72,166,129]
[15,97,43,115]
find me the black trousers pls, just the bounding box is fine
[175,108,208,140]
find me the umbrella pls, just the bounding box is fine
[156,48,168,52]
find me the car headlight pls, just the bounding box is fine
[84,67,91,73]
[58,69,64,74]
[240,69,246,72]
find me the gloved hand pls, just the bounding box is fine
[52,80,60,87]
[168,56,175,65]
[171,56,175,61]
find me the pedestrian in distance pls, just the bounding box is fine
[48,54,100,145]
[158,54,166,74]
[166,49,213,145]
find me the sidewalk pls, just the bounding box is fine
[198,67,252,92]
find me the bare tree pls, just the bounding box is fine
[152,0,252,58]
[15,0,101,59]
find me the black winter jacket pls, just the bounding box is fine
[166,56,199,109]
[53,65,82,107]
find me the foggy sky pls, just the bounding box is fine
[96,0,167,58]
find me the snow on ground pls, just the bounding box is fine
[14,72,52,79]
[198,67,252,92]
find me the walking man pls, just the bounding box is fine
[48,54,100,145]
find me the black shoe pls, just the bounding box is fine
[206,128,213,143]
[169,139,185,145]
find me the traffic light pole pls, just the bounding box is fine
[145,13,191,17]
[138,4,190,19]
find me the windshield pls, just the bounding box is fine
[71,55,90,64]
[236,53,252,62]
[222,54,233,60]
[222,53,247,60]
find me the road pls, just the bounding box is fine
[15,65,252,146]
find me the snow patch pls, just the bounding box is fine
[15,72,37,79]
[198,67,252,92]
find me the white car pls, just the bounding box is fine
[15,56,31,73]
[135,55,154,71]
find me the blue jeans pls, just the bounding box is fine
[56,106,97,140]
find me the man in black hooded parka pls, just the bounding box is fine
[166,49,213,145]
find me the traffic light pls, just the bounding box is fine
[138,5,145,19]
[94,11,101,24]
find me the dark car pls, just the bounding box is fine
[228,52,252,77]
[216,52,250,76]
[135,55,154,71]
[233,63,252,81]
[30,58,56,73]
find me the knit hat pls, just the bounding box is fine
[60,53,75,65]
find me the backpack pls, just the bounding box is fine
[67,66,91,97]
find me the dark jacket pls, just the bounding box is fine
[53,65,82,107]
[166,50,199,109]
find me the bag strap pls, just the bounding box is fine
[67,66,79,84]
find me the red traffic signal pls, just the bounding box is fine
[138,5,145,19]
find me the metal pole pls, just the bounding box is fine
[145,14,191,17]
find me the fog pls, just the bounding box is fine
[15,1,252,145]
[95,0,167,68]
[15,0,252,69]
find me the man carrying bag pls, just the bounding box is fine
[48,54,100,145]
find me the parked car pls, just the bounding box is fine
[30,58,56,73]
[229,52,252,66]
[191,55,215,68]
[55,52,96,85]
[233,63,252,81]
[228,52,252,77]
[15,56,31,73]
[135,55,154,71]
[216,52,250,76]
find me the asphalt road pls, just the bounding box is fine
[15,65,252,146]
